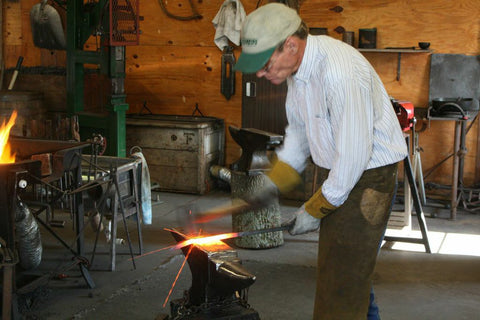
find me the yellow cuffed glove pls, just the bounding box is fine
[305,187,338,218]
[267,159,302,194]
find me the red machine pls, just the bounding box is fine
[391,99,415,132]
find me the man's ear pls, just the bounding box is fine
[285,36,299,54]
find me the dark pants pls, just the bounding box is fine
[367,287,380,320]
[313,163,398,320]
[367,178,398,320]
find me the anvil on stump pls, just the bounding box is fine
[228,126,285,249]
[167,231,260,320]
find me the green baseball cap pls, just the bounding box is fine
[235,3,301,74]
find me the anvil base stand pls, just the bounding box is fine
[168,298,260,320]
[384,153,431,253]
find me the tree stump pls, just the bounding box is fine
[231,171,283,249]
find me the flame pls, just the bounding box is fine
[0,111,17,164]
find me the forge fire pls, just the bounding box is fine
[0,110,17,164]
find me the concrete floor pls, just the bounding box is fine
[12,189,480,320]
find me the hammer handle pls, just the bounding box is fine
[8,56,23,90]
[193,199,251,223]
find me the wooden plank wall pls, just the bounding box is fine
[2,0,479,187]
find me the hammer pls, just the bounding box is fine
[188,199,294,235]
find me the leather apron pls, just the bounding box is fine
[313,162,398,320]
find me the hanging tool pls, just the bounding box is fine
[257,0,302,10]
[30,0,66,50]
[221,46,236,100]
[8,56,23,90]
[158,0,202,21]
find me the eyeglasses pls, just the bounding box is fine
[259,52,278,74]
[259,40,288,74]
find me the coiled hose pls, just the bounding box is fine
[15,200,42,270]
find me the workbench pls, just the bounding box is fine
[427,114,477,220]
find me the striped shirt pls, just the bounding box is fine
[276,35,408,206]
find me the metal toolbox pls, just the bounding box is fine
[126,114,225,194]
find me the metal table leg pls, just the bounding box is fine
[451,121,461,220]
[1,242,18,320]
[451,119,468,220]
[384,155,431,253]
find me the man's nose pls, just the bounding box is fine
[256,69,266,78]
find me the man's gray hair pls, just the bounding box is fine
[278,20,309,52]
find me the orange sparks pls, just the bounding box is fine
[0,111,17,164]
[164,227,187,237]
[171,232,240,250]
[131,228,214,261]
[162,245,194,308]
[128,244,177,261]
[133,228,241,308]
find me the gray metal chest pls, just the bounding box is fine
[126,114,225,194]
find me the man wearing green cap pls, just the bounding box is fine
[235,3,408,320]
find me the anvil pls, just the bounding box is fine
[169,231,260,319]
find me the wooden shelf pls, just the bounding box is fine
[358,48,432,53]
[358,48,433,80]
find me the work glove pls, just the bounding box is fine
[285,204,321,235]
[286,187,337,235]
[304,186,338,218]
[244,159,302,208]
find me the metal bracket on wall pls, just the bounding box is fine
[359,48,432,82]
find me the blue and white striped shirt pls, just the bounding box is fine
[276,35,408,206]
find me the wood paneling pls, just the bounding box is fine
[4,1,21,47]
[2,0,479,187]
[300,1,479,55]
